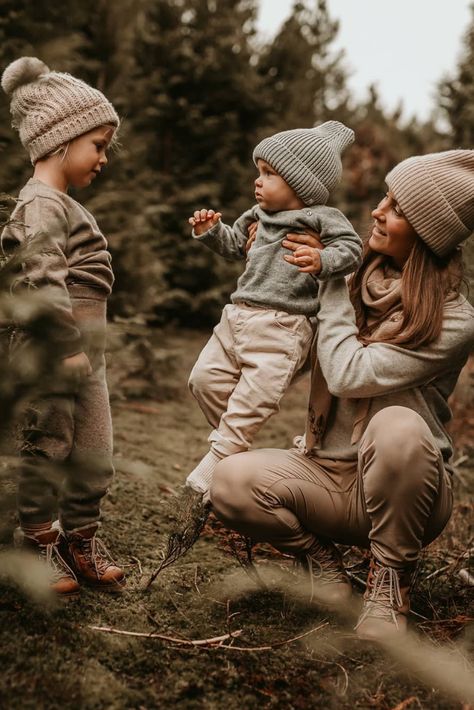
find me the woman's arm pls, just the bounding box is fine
[316,277,474,398]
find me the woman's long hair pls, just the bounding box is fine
[349,238,464,349]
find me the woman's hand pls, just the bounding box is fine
[283,231,324,274]
[245,220,258,254]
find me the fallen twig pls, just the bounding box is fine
[424,564,451,581]
[213,622,329,652]
[89,625,242,647]
[88,621,328,652]
[130,556,143,576]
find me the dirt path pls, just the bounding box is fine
[0,327,472,709]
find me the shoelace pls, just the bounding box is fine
[75,536,115,577]
[303,545,346,602]
[355,565,403,629]
[38,541,77,583]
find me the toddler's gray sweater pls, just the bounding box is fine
[195,204,361,316]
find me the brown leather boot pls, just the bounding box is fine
[22,529,80,601]
[297,538,352,609]
[355,557,412,641]
[64,526,125,593]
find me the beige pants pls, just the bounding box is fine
[210,406,453,568]
[189,303,313,456]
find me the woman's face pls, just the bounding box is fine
[369,191,418,268]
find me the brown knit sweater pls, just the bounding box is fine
[1,178,114,356]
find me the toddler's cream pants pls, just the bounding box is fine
[188,303,313,457]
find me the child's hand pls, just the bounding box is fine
[189,209,222,236]
[61,351,92,381]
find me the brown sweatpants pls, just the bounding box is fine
[210,406,453,568]
[17,294,114,533]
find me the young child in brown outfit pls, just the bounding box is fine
[1,56,124,599]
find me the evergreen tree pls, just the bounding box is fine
[438,3,474,302]
[438,2,474,148]
[257,0,351,134]
[125,0,266,323]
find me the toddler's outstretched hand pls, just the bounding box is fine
[189,208,222,236]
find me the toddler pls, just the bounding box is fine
[186,121,361,495]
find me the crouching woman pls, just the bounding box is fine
[210,149,474,641]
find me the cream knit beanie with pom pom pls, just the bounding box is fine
[1,56,119,163]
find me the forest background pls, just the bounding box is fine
[1,0,474,325]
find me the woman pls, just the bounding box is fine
[209,149,474,641]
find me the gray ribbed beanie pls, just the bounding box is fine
[1,56,119,164]
[253,120,354,206]
[386,150,474,257]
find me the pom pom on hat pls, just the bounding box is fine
[1,56,50,95]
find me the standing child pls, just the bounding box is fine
[155,122,361,576]
[1,56,124,599]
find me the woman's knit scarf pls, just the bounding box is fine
[305,257,403,452]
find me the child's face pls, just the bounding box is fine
[254,159,305,212]
[62,125,115,189]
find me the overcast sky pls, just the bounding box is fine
[257,0,472,121]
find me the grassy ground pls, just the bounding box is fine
[0,325,473,710]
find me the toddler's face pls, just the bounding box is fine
[254,159,304,212]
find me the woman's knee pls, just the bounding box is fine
[210,454,256,524]
[360,406,442,498]
[361,406,432,463]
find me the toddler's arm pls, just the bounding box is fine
[189,206,258,261]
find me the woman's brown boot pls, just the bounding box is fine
[355,557,412,641]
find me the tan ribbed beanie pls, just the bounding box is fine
[253,121,354,206]
[1,56,119,164]
[386,150,474,257]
